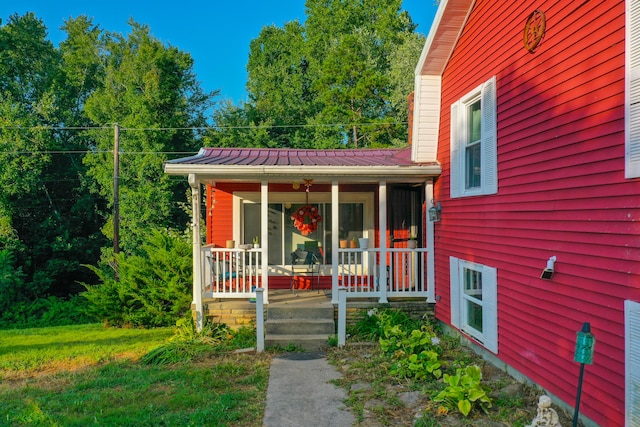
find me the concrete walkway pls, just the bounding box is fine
[263,352,355,427]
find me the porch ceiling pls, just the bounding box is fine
[164,147,441,184]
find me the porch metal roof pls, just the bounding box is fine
[164,146,441,183]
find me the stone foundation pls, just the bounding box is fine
[201,294,434,330]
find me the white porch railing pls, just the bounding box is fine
[201,246,432,302]
[338,248,430,299]
[202,247,263,299]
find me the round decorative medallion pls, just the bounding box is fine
[523,10,546,53]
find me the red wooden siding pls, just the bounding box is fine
[431,1,638,425]
[207,183,259,246]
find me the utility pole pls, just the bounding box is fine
[113,123,120,262]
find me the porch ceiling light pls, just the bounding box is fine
[428,200,442,222]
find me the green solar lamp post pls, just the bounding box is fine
[573,322,595,427]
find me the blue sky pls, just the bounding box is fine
[0,1,438,104]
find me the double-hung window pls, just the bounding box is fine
[239,192,373,267]
[450,76,498,197]
[450,256,498,353]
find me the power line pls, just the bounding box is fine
[0,121,407,132]
[0,150,199,155]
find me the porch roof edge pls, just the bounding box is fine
[163,163,442,182]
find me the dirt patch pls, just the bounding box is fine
[328,343,580,427]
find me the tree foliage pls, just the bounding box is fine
[82,230,192,327]
[206,0,424,149]
[82,19,214,253]
[0,13,214,327]
[0,13,105,301]
[0,4,425,328]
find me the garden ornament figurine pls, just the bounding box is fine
[527,395,562,427]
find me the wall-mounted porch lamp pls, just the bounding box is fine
[428,200,442,222]
[540,256,556,279]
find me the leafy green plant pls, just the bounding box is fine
[230,325,257,349]
[82,230,192,327]
[327,334,338,347]
[349,307,419,341]
[433,365,492,417]
[140,317,237,365]
[380,324,443,380]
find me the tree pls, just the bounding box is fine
[82,19,216,254]
[212,0,423,149]
[0,13,216,327]
[0,13,102,299]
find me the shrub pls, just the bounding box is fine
[0,295,92,329]
[82,230,192,327]
[0,249,26,314]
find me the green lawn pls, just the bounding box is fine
[0,324,270,427]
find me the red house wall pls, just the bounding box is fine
[432,1,639,425]
[206,183,259,246]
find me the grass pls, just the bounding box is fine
[0,314,581,426]
[0,323,271,427]
[0,324,173,378]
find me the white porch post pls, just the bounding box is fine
[188,174,203,331]
[425,179,436,303]
[261,181,269,304]
[378,181,388,303]
[331,180,339,304]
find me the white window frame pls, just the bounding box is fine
[626,0,640,178]
[234,191,374,273]
[450,76,498,197]
[625,299,640,426]
[450,256,498,353]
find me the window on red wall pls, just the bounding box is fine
[450,256,498,354]
[450,76,498,198]
[242,201,364,265]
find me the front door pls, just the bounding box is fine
[388,185,423,247]
[388,185,424,290]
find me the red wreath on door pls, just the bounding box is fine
[292,205,322,236]
[291,179,322,236]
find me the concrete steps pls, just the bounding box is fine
[265,304,335,351]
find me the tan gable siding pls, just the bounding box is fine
[411,75,441,162]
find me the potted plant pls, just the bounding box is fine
[339,239,348,249]
[358,237,369,249]
[253,236,260,249]
[350,237,358,248]
[407,235,418,249]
